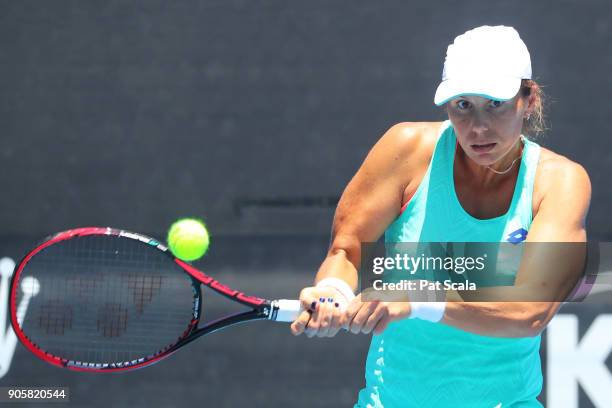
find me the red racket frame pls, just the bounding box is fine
[9,227,283,372]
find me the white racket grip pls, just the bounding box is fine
[271,299,302,322]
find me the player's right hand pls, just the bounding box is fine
[290,286,349,338]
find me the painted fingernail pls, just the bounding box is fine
[334,302,340,308]
[310,301,317,310]
[327,297,334,302]
[319,297,326,303]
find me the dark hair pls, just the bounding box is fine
[520,79,547,137]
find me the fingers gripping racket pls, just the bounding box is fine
[9,227,302,372]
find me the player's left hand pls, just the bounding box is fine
[341,293,412,335]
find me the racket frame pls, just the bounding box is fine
[9,227,291,372]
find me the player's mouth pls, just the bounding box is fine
[471,143,496,153]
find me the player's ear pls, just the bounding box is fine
[523,81,538,115]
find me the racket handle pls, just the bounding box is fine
[270,299,302,322]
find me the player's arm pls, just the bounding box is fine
[290,122,430,337]
[443,161,592,337]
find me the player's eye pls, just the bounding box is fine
[489,100,505,108]
[456,100,470,110]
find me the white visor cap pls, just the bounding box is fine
[434,25,532,106]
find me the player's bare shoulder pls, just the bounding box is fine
[533,147,592,215]
[332,122,444,242]
[373,122,443,185]
[380,121,441,154]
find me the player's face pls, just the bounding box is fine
[446,92,529,166]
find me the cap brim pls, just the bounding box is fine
[434,76,522,106]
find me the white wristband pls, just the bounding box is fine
[409,301,447,323]
[316,277,356,302]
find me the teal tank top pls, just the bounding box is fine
[356,121,544,408]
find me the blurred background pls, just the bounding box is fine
[0,1,610,407]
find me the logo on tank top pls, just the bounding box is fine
[506,227,528,244]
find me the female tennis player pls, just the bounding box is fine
[291,26,591,407]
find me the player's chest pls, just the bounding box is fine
[453,177,518,220]
[453,165,545,221]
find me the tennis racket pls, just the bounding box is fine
[9,227,303,372]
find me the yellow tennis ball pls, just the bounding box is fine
[167,219,210,261]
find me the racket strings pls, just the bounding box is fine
[38,300,73,335]
[97,303,129,338]
[15,235,198,366]
[123,273,163,314]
